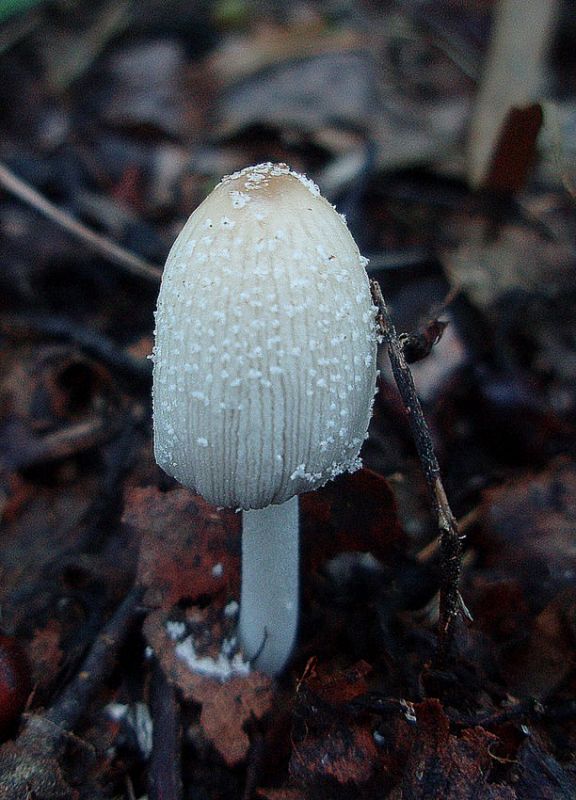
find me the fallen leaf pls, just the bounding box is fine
[301,468,407,576]
[39,0,132,93]
[397,699,515,799]
[499,588,576,697]
[289,660,378,790]
[124,486,241,611]
[127,486,268,766]
[207,18,363,85]
[479,458,576,601]
[299,659,372,707]
[290,721,378,788]
[217,50,377,139]
[0,719,77,800]
[143,608,272,767]
[512,737,576,799]
[442,217,574,312]
[256,790,305,800]
[197,674,274,767]
[102,39,188,137]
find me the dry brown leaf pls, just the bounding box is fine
[127,487,269,766]
[301,468,407,577]
[396,700,515,799]
[216,49,377,139]
[442,218,574,311]
[197,674,274,766]
[501,589,576,696]
[474,459,576,694]
[256,790,305,800]
[290,722,378,787]
[289,660,378,790]
[299,659,372,706]
[102,39,188,137]
[479,458,576,593]
[0,720,77,800]
[144,608,273,767]
[512,737,576,798]
[124,486,241,611]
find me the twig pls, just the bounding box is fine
[447,697,576,728]
[148,660,182,800]
[370,280,467,664]
[0,587,145,799]
[243,730,266,800]
[395,0,481,81]
[16,416,119,470]
[0,160,162,283]
[45,585,146,731]
[0,312,152,381]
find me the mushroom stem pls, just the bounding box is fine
[240,496,300,675]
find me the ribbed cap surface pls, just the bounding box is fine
[153,163,377,509]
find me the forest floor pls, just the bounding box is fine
[0,1,576,798]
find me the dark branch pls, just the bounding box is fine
[0,586,145,799]
[370,280,468,665]
[148,660,182,800]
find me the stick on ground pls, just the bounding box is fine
[370,280,468,664]
[0,586,145,799]
[0,160,162,283]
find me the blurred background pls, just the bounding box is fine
[1,1,576,798]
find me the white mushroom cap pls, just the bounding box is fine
[153,162,377,510]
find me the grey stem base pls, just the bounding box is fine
[240,495,299,675]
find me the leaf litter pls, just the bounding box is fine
[0,1,575,797]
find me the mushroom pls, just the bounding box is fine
[152,162,377,674]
